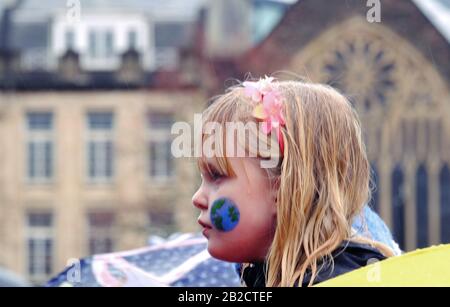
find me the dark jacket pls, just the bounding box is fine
[237,240,386,287]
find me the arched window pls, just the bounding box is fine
[416,164,428,248]
[392,165,405,249]
[440,165,450,244]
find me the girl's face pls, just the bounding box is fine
[192,156,277,263]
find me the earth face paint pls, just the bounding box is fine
[210,198,240,232]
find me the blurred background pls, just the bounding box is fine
[0,0,449,286]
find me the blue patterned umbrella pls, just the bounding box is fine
[46,233,241,287]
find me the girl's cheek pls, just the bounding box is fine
[210,197,240,232]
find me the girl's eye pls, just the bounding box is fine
[202,169,225,183]
[210,171,224,182]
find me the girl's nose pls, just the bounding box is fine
[192,188,208,211]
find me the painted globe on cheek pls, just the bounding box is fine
[210,198,240,232]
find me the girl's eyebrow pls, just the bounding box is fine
[204,157,221,169]
[197,159,217,174]
[208,161,220,170]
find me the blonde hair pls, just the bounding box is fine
[198,79,393,287]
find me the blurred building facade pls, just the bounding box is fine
[0,0,207,285]
[4,0,207,72]
[0,89,204,285]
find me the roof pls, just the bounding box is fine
[12,0,207,21]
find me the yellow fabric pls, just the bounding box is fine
[317,244,450,286]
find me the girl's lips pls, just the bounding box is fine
[197,219,212,229]
[198,218,212,238]
[202,227,211,238]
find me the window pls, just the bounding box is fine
[26,112,54,183]
[87,212,115,255]
[27,212,54,283]
[88,30,114,59]
[416,164,428,248]
[440,165,450,244]
[105,31,114,58]
[86,112,114,183]
[65,30,75,51]
[392,165,405,249]
[88,31,97,58]
[147,113,174,181]
[128,30,138,50]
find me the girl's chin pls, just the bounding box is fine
[208,248,235,262]
[206,240,246,263]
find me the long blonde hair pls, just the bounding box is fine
[199,78,392,287]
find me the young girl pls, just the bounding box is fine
[192,76,396,287]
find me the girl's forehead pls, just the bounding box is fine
[197,155,231,173]
[200,133,246,159]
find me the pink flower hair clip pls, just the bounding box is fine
[243,76,286,155]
